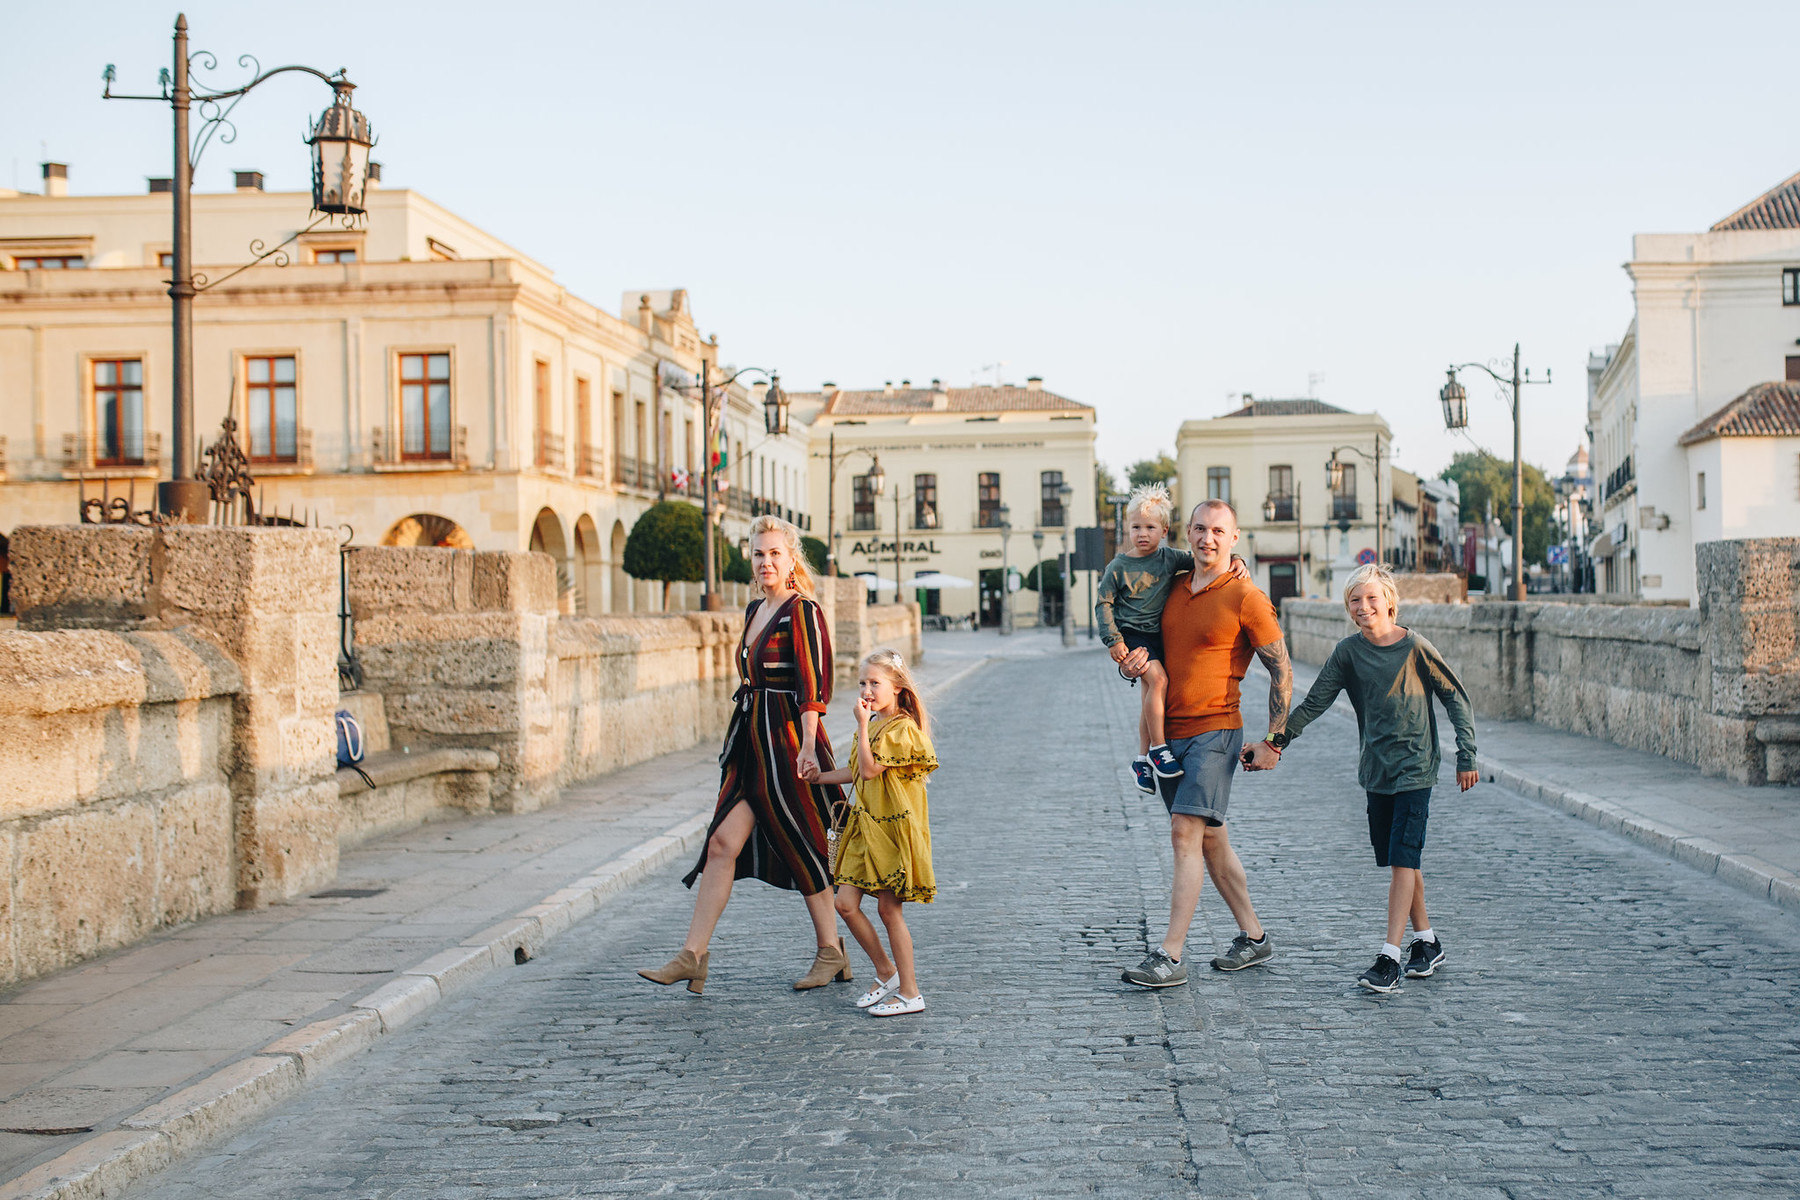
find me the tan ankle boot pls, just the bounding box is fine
[638,948,709,994]
[794,938,853,990]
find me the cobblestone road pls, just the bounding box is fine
[138,652,1800,1198]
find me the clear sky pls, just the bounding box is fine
[11,1,1800,484]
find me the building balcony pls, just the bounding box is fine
[974,508,1006,530]
[851,511,878,531]
[248,428,315,475]
[371,425,468,472]
[1330,498,1362,523]
[576,445,605,479]
[613,455,658,493]
[62,432,163,478]
[910,508,941,532]
[1265,494,1295,522]
[1036,506,1067,528]
[535,430,565,472]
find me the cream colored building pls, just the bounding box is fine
[1175,398,1393,603]
[795,379,1097,627]
[0,168,810,614]
[1587,168,1800,601]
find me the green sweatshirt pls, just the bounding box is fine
[1094,545,1194,644]
[1276,630,1477,794]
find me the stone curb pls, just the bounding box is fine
[0,810,714,1200]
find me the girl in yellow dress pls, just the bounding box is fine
[805,649,937,1017]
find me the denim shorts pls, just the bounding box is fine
[1367,787,1431,869]
[1120,627,1165,664]
[1160,727,1244,826]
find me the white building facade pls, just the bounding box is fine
[1587,169,1800,601]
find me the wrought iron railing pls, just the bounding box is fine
[63,431,163,472]
[371,425,467,467]
[535,430,564,471]
[248,427,313,469]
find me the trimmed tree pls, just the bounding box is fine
[800,536,829,576]
[722,538,753,584]
[623,500,704,609]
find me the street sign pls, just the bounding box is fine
[1356,548,1376,565]
[1547,545,1569,565]
[1073,526,1106,571]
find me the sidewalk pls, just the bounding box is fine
[0,642,979,1197]
[1291,659,1800,911]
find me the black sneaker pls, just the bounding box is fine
[1147,744,1184,779]
[1405,937,1445,978]
[1131,758,1156,795]
[1357,954,1403,994]
[1122,948,1187,989]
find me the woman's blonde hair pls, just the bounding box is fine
[1343,562,1399,618]
[749,514,816,599]
[862,648,929,734]
[1126,482,1174,531]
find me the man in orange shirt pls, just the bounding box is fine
[1120,498,1292,989]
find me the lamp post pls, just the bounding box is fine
[666,363,781,609]
[812,431,883,577]
[1325,442,1385,566]
[891,485,911,604]
[1438,345,1550,601]
[1031,529,1046,627]
[1262,480,1304,599]
[998,503,1013,635]
[104,14,373,521]
[1058,481,1075,647]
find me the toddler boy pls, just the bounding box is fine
[1242,563,1478,993]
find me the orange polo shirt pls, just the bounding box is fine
[1161,570,1284,738]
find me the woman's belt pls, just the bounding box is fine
[733,684,798,712]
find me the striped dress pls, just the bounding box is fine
[683,594,842,895]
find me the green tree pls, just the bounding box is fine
[1440,451,1557,566]
[1021,557,1063,593]
[1126,453,1178,489]
[721,538,752,585]
[800,535,829,576]
[1094,462,1120,523]
[623,500,704,608]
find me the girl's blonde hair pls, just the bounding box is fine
[862,648,929,734]
[1343,562,1399,618]
[1126,482,1174,531]
[749,514,816,599]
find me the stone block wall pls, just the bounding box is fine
[1281,537,1798,784]
[819,576,923,680]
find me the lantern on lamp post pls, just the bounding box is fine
[307,83,375,215]
[1439,369,1469,429]
[762,373,789,436]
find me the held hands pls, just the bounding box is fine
[1119,646,1150,679]
[1457,769,1479,792]
[795,744,820,781]
[1109,642,1129,664]
[1239,740,1281,771]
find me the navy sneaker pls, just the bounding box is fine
[1148,743,1184,779]
[1405,937,1445,978]
[1357,954,1403,994]
[1131,758,1156,795]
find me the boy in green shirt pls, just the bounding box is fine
[1242,563,1478,994]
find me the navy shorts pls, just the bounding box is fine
[1367,787,1431,869]
[1120,627,1164,665]
[1160,728,1244,826]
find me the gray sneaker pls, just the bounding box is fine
[1210,932,1274,972]
[1121,948,1187,989]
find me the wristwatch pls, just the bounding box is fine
[1266,731,1291,751]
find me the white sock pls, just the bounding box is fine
[1381,942,1403,962]
[1135,753,1149,763]
[1414,928,1435,945]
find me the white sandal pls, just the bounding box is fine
[854,974,900,1009]
[869,992,924,1017]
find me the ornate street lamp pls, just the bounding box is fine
[307,84,375,215]
[761,373,789,436]
[663,362,780,607]
[1435,345,1550,600]
[867,454,887,498]
[998,502,1013,636]
[1058,481,1075,647]
[1439,369,1469,430]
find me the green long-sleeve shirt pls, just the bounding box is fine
[1277,630,1477,794]
[1094,545,1194,645]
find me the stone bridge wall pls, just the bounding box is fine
[1281,538,1800,785]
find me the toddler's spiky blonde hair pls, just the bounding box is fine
[1126,482,1174,530]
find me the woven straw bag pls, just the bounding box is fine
[825,797,852,874]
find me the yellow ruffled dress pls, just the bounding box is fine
[833,714,937,903]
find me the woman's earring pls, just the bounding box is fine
[786,569,797,591]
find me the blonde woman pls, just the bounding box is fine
[639,516,851,994]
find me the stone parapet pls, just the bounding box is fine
[1281,537,1799,784]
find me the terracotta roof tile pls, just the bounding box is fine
[1678,381,1800,444]
[1710,169,1800,232]
[804,385,1092,417]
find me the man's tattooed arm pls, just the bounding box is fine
[1253,638,1293,739]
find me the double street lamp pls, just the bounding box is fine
[812,434,883,577]
[1439,344,1550,601]
[104,13,374,521]
[997,503,1014,635]
[1325,441,1384,563]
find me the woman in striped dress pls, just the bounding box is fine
[639,515,851,994]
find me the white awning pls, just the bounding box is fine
[852,573,897,592]
[907,572,976,589]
